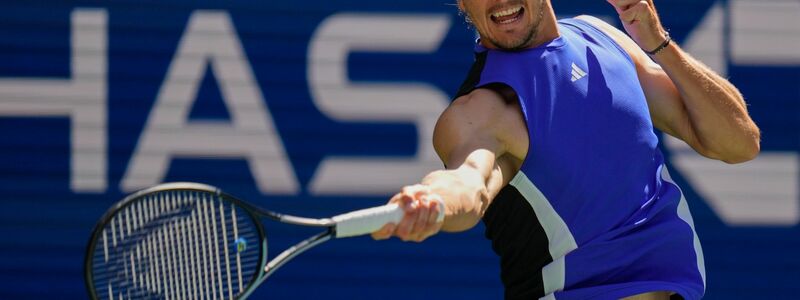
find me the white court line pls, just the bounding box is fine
[147,198,160,294]
[131,203,141,293]
[136,202,146,294]
[146,234,156,295]
[169,193,181,300]
[174,194,185,300]
[232,205,243,292]
[195,193,204,300]
[136,201,149,296]
[220,202,233,300]
[111,217,117,247]
[158,229,171,299]
[158,194,172,300]
[132,202,139,233]
[132,203,140,272]
[118,215,124,246]
[119,210,125,245]
[103,229,109,263]
[145,200,156,294]
[203,197,218,300]
[198,194,210,300]
[130,250,137,287]
[141,201,150,294]
[210,197,224,300]
[125,205,132,237]
[144,196,158,293]
[176,193,188,300]
[122,230,129,287]
[186,196,200,299]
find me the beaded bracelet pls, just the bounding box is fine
[644,32,671,55]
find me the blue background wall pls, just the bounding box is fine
[0,0,798,299]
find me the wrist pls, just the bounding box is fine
[643,31,671,55]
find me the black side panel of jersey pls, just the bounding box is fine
[453,51,488,100]
[483,185,553,300]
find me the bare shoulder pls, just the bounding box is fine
[433,87,528,167]
[440,88,512,129]
[434,88,509,151]
[452,87,509,108]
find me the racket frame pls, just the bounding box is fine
[83,182,329,300]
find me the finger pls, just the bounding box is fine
[615,0,642,11]
[605,0,623,13]
[607,0,636,13]
[397,216,417,241]
[371,223,396,240]
[398,192,415,210]
[417,200,442,242]
[410,198,432,241]
[397,184,436,241]
[411,196,445,242]
[619,1,651,24]
[387,192,403,204]
[401,184,429,199]
[395,197,419,241]
[427,196,442,224]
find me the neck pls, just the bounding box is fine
[531,5,560,48]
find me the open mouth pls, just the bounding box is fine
[490,6,525,25]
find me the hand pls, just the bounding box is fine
[371,184,444,242]
[606,0,668,52]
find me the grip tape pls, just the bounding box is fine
[332,199,445,238]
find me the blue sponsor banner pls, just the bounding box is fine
[0,0,797,298]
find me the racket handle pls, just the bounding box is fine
[332,200,445,238]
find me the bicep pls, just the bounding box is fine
[434,90,507,168]
[433,89,523,196]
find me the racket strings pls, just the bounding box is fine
[91,191,262,300]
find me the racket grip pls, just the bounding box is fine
[332,200,445,238]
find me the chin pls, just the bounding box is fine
[494,33,535,50]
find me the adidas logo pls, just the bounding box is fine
[571,63,587,82]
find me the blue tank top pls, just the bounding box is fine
[455,18,706,299]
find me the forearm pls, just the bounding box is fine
[429,149,505,233]
[652,43,760,162]
[437,166,489,232]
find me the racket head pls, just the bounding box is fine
[84,182,267,300]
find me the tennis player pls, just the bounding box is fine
[372,0,760,299]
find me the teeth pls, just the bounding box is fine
[491,6,522,18]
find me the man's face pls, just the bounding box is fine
[459,0,546,50]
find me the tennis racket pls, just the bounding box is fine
[84,182,443,300]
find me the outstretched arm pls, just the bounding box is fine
[580,0,760,163]
[371,88,527,242]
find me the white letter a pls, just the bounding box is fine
[122,11,298,194]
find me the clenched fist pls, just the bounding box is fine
[606,0,669,52]
[371,184,445,242]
